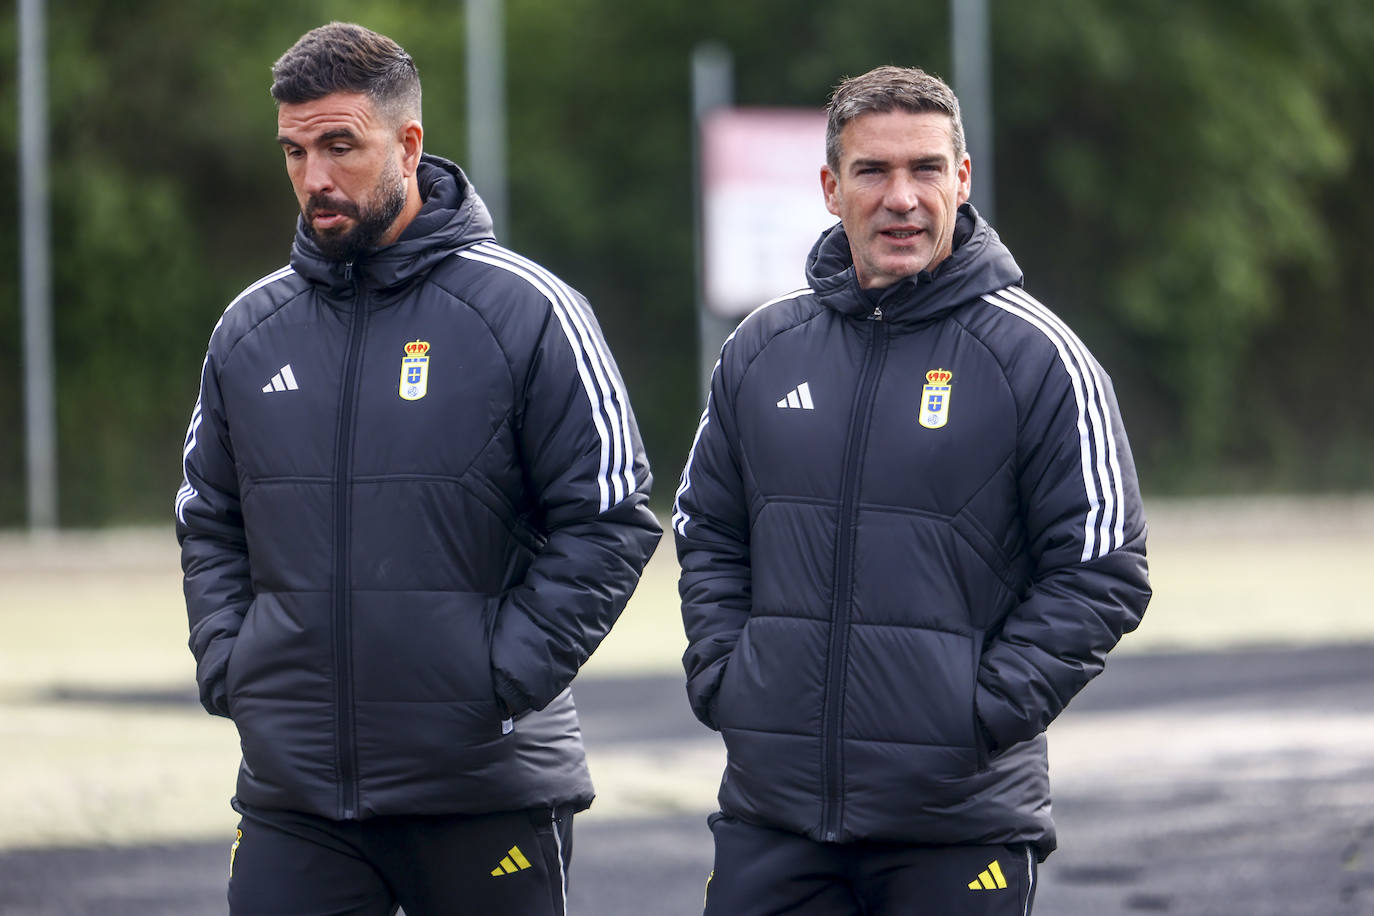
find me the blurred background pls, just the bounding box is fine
[2,0,1374,527]
[3,1,1374,913]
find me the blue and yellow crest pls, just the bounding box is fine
[399,340,431,401]
[919,368,953,429]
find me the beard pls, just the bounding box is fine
[304,155,407,263]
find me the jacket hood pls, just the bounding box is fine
[805,203,1023,326]
[290,154,496,293]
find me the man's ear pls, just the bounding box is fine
[821,165,841,217]
[398,120,424,177]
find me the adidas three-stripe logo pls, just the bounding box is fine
[261,364,299,393]
[490,845,532,877]
[776,381,814,410]
[968,859,1008,891]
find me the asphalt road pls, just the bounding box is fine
[2,644,1372,916]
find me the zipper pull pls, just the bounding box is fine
[871,305,883,321]
[345,260,355,282]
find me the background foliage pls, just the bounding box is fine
[1,0,1371,526]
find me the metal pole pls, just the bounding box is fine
[951,0,994,224]
[466,0,508,236]
[691,42,735,400]
[19,0,57,531]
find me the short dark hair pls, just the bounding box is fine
[825,65,965,169]
[270,22,421,125]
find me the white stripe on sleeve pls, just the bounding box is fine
[983,287,1124,560]
[999,286,1126,552]
[459,243,633,512]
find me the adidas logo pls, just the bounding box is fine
[776,381,814,410]
[261,364,300,393]
[490,845,532,877]
[968,859,1008,891]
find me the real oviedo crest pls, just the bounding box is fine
[919,368,953,429]
[399,340,431,401]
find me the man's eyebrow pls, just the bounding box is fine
[851,154,948,173]
[276,128,360,147]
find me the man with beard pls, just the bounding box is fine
[175,22,661,916]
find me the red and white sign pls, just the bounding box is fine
[701,108,834,317]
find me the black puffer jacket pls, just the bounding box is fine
[177,155,660,821]
[673,205,1149,857]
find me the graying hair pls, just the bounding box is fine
[824,65,965,169]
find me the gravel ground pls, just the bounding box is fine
[3,499,1373,913]
[1,645,1372,915]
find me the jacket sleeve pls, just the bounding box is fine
[976,347,1152,754]
[672,336,753,730]
[175,348,252,719]
[488,293,662,716]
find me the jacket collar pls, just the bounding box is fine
[289,154,496,296]
[805,203,1024,327]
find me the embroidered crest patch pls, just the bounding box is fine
[399,340,431,401]
[919,368,953,429]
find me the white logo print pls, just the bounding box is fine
[261,364,300,393]
[776,382,814,410]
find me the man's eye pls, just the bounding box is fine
[331,146,352,155]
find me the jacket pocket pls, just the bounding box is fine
[709,622,751,731]
[350,590,514,769]
[350,590,500,708]
[222,597,258,717]
[484,594,521,722]
[971,629,990,771]
[223,592,332,713]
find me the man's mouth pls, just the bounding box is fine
[882,228,922,240]
[305,196,360,231]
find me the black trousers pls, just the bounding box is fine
[702,814,1037,916]
[227,800,573,916]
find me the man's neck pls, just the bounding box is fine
[379,181,425,247]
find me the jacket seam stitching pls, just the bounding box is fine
[727,304,830,492]
[218,284,312,367]
[426,260,524,395]
[947,303,1036,448]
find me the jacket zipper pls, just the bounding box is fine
[333,261,368,820]
[820,306,886,841]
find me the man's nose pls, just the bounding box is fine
[301,155,335,196]
[883,174,919,213]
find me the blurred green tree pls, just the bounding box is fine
[994,0,1369,491]
[0,0,1371,526]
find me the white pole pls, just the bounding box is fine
[466,0,508,236]
[952,0,995,224]
[19,0,57,531]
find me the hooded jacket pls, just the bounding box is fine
[176,155,661,821]
[673,204,1150,856]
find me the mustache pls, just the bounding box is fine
[304,194,361,221]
